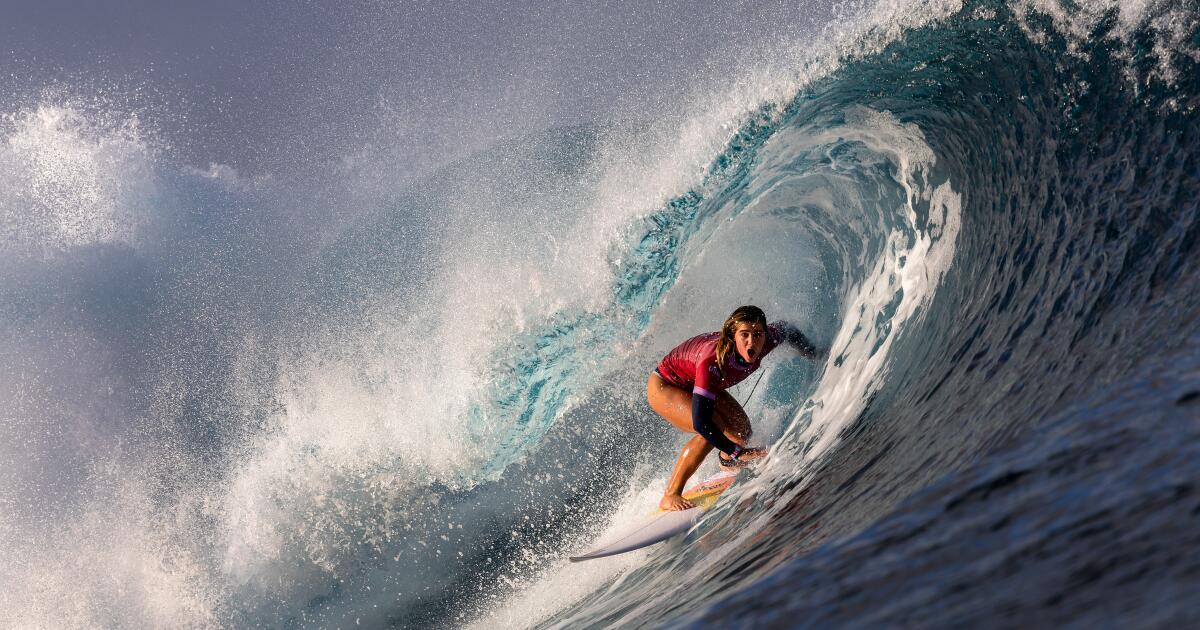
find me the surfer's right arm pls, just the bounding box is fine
[691,393,746,458]
[689,363,747,458]
[690,385,766,465]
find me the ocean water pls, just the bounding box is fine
[1,0,1197,628]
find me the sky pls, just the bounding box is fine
[2,0,832,176]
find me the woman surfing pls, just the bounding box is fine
[648,305,824,511]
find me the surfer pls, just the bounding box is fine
[648,305,823,511]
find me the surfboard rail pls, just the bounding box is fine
[568,471,736,562]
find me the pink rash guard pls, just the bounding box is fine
[655,322,785,401]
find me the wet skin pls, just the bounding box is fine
[649,322,769,511]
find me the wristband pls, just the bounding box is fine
[730,445,744,460]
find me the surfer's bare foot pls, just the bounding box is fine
[659,494,695,511]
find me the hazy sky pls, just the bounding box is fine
[2,1,830,173]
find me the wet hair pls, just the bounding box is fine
[714,305,768,376]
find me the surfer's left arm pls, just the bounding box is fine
[773,321,825,361]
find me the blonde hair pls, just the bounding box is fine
[714,305,767,376]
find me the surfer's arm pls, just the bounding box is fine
[775,320,824,360]
[691,393,746,458]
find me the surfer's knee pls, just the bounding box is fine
[715,391,748,418]
[715,412,751,443]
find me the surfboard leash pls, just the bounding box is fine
[739,370,766,407]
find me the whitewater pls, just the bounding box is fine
[1,0,1198,627]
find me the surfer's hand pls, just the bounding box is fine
[659,494,695,511]
[739,446,768,461]
[719,446,768,471]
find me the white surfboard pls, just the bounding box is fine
[569,471,737,562]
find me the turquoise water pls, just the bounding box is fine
[1,0,1197,627]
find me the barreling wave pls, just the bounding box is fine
[483,0,1200,626]
[0,0,1197,628]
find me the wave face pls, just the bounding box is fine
[2,0,1199,628]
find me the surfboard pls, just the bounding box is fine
[569,471,737,562]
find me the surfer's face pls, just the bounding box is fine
[733,322,767,363]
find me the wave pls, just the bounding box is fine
[1,0,1197,627]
